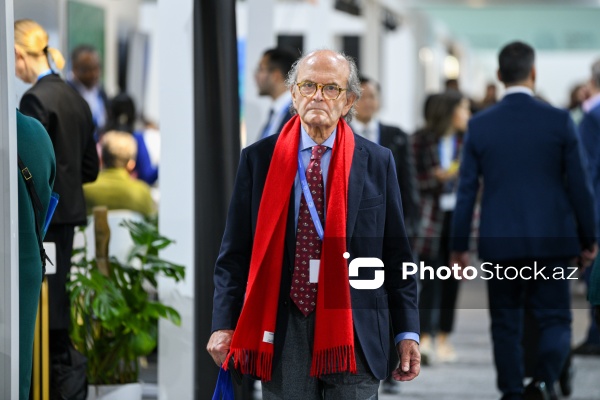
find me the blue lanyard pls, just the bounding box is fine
[438,135,457,169]
[297,149,325,241]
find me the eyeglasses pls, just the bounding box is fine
[296,81,347,100]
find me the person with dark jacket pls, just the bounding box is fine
[16,109,56,400]
[15,19,99,393]
[451,42,597,400]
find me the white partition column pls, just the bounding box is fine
[0,1,19,398]
[157,0,195,399]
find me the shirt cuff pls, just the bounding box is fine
[394,332,420,345]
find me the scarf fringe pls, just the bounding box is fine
[310,345,357,377]
[225,348,274,382]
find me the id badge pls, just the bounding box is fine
[43,242,56,275]
[309,259,320,283]
[439,193,456,211]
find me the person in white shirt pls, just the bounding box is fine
[254,47,298,142]
[68,45,110,137]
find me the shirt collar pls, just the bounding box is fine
[583,92,600,113]
[300,125,336,151]
[37,69,53,81]
[503,86,534,98]
[351,119,378,135]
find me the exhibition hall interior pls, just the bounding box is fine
[2,0,600,399]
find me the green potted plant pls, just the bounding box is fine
[69,217,185,400]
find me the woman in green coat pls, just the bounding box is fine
[17,109,55,400]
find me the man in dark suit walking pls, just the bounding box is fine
[450,41,597,400]
[253,47,297,142]
[208,49,420,398]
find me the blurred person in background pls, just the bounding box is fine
[68,44,110,138]
[351,76,420,239]
[567,83,590,126]
[450,41,596,400]
[106,92,158,186]
[15,19,99,398]
[254,47,297,142]
[478,82,498,110]
[412,90,471,365]
[83,131,155,217]
[575,59,600,356]
[351,75,420,394]
[16,109,56,400]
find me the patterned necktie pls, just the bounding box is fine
[291,145,326,316]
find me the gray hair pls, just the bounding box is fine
[592,59,600,88]
[285,49,361,122]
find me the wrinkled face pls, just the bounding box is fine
[355,82,379,122]
[452,98,471,132]
[254,55,274,96]
[73,51,101,89]
[291,51,355,131]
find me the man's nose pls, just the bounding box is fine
[312,85,324,101]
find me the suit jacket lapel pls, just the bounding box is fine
[346,144,369,240]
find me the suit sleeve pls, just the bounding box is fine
[451,127,480,251]
[563,115,597,247]
[382,150,420,335]
[211,150,253,331]
[395,130,420,238]
[81,129,100,183]
[81,115,99,184]
[20,94,51,137]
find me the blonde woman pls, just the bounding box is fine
[15,19,98,399]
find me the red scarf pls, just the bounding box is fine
[224,115,356,381]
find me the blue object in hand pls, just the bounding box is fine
[42,192,59,238]
[212,367,234,400]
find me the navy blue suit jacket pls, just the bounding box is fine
[212,131,419,380]
[578,103,600,240]
[452,93,596,261]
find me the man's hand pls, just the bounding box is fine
[579,243,598,270]
[206,329,234,367]
[392,339,420,382]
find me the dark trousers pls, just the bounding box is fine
[487,259,572,397]
[419,212,460,335]
[261,305,379,399]
[45,225,75,352]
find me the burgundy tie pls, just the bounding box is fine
[291,145,326,316]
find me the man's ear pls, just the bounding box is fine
[496,69,503,83]
[15,47,24,61]
[530,66,536,83]
[126,159,136,173]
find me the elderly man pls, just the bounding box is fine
[207,49,420,398]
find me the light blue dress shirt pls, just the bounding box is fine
[292,126,419,346]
